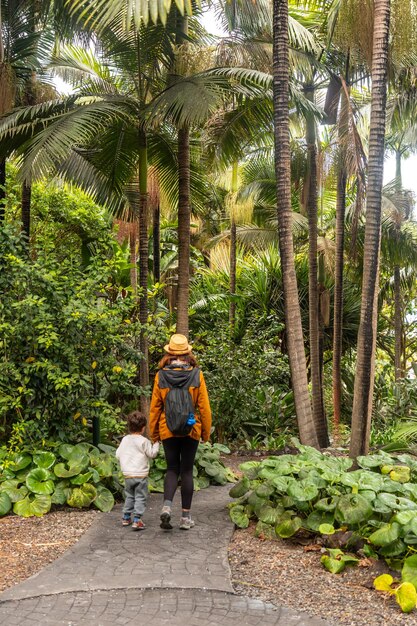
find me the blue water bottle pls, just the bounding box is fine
[187,412,196,426]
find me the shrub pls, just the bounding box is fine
[0,226,158,443]
[194,326,294,442]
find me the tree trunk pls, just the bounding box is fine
[273,0,318,448]
[229,161,238,333]
[138,130,149,417]
[21,181,31,242]
[176,125,191,337]
[0,158,5,223]
[229,218,237,332]
[394,149,403,380]
[332,88,348,440]
[129,228,138,292]
[153,203,160,283]
[305,87,328,448]
[350,0,391,458]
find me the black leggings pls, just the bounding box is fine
[162,437,199,509]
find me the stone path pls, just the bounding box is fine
[0,486,334,625]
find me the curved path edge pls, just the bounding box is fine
[0,484,334,625]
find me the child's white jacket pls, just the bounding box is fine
[116,434,159,478]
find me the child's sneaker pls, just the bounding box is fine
[122,515,131,526]
[132,517,146,531]
[160,506,173,530]
[179,517,195,530]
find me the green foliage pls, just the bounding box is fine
[195,326,293,442]
[0,226,155,443]
[0,442,122,516]
[148,442,237,493]
[228,441,417,597]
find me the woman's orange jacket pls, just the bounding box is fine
[149,368,212,442]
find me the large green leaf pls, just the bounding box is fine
[230,505,250,528]
[70,471,93,485]
[2,485,29,502]
[376,493,417,512]
[13,494,51,517]
[9,454,32,472]
[255,482,275,499]
[321,555,345,574]
[287,479,319,502]
[229,476,250,499]
[369,522,400,546]
[379,539,407,557]
[54,462,83,478]
[276,516,302,538]
[94,485,114,512]
[0,492,12,516]
[0,479,19,491]
[26,468,55,495]
[67,483,97,508]
[334,494,373,525]
[258,504,284,525]
[238,461,261,480]
[33,451,56,469]
[272,476,293,492]
[306,511,334,532]
[90,454,113,477]
[51,481,70,505]
[314,497,338,512]
[356,453,393,469]
[58,444,74,460]
[196,475,210,489]
[402,554,417,588]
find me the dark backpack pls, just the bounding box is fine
[158,367,201,436]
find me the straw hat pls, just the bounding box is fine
[164,334,193,355]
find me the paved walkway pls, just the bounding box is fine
[0,486,333,625]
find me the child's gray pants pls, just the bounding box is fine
[123,477,148,517]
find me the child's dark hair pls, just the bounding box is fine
[126,411,147,433]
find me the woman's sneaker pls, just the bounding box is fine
[179,517,195,530]
[160,506,173,530]
[132,518,146,531]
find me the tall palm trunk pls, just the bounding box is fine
[229,161,238,333]
[175,15,191,338]
[332,88,348,439]
[0,159,5,223]
[0,16,15,224]
[138,130,149,417]
[153,203,160,283]
[21,181,31,241]
[394,149,403,379]
[273,0,318,448]
[350,0,391,458]
[305,88,328,448]
[176,125,191,337]
[0,0,6,224]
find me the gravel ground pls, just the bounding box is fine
[228,523,417,626]
[0,508,99,593]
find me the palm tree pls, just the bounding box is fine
[350,0,391,458]
[68,0,194,28]
[273,0,318,448]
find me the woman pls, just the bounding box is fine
[149,334,212,530]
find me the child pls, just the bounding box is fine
[116,411,159,530]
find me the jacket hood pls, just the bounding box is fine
[158,367,200,389]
